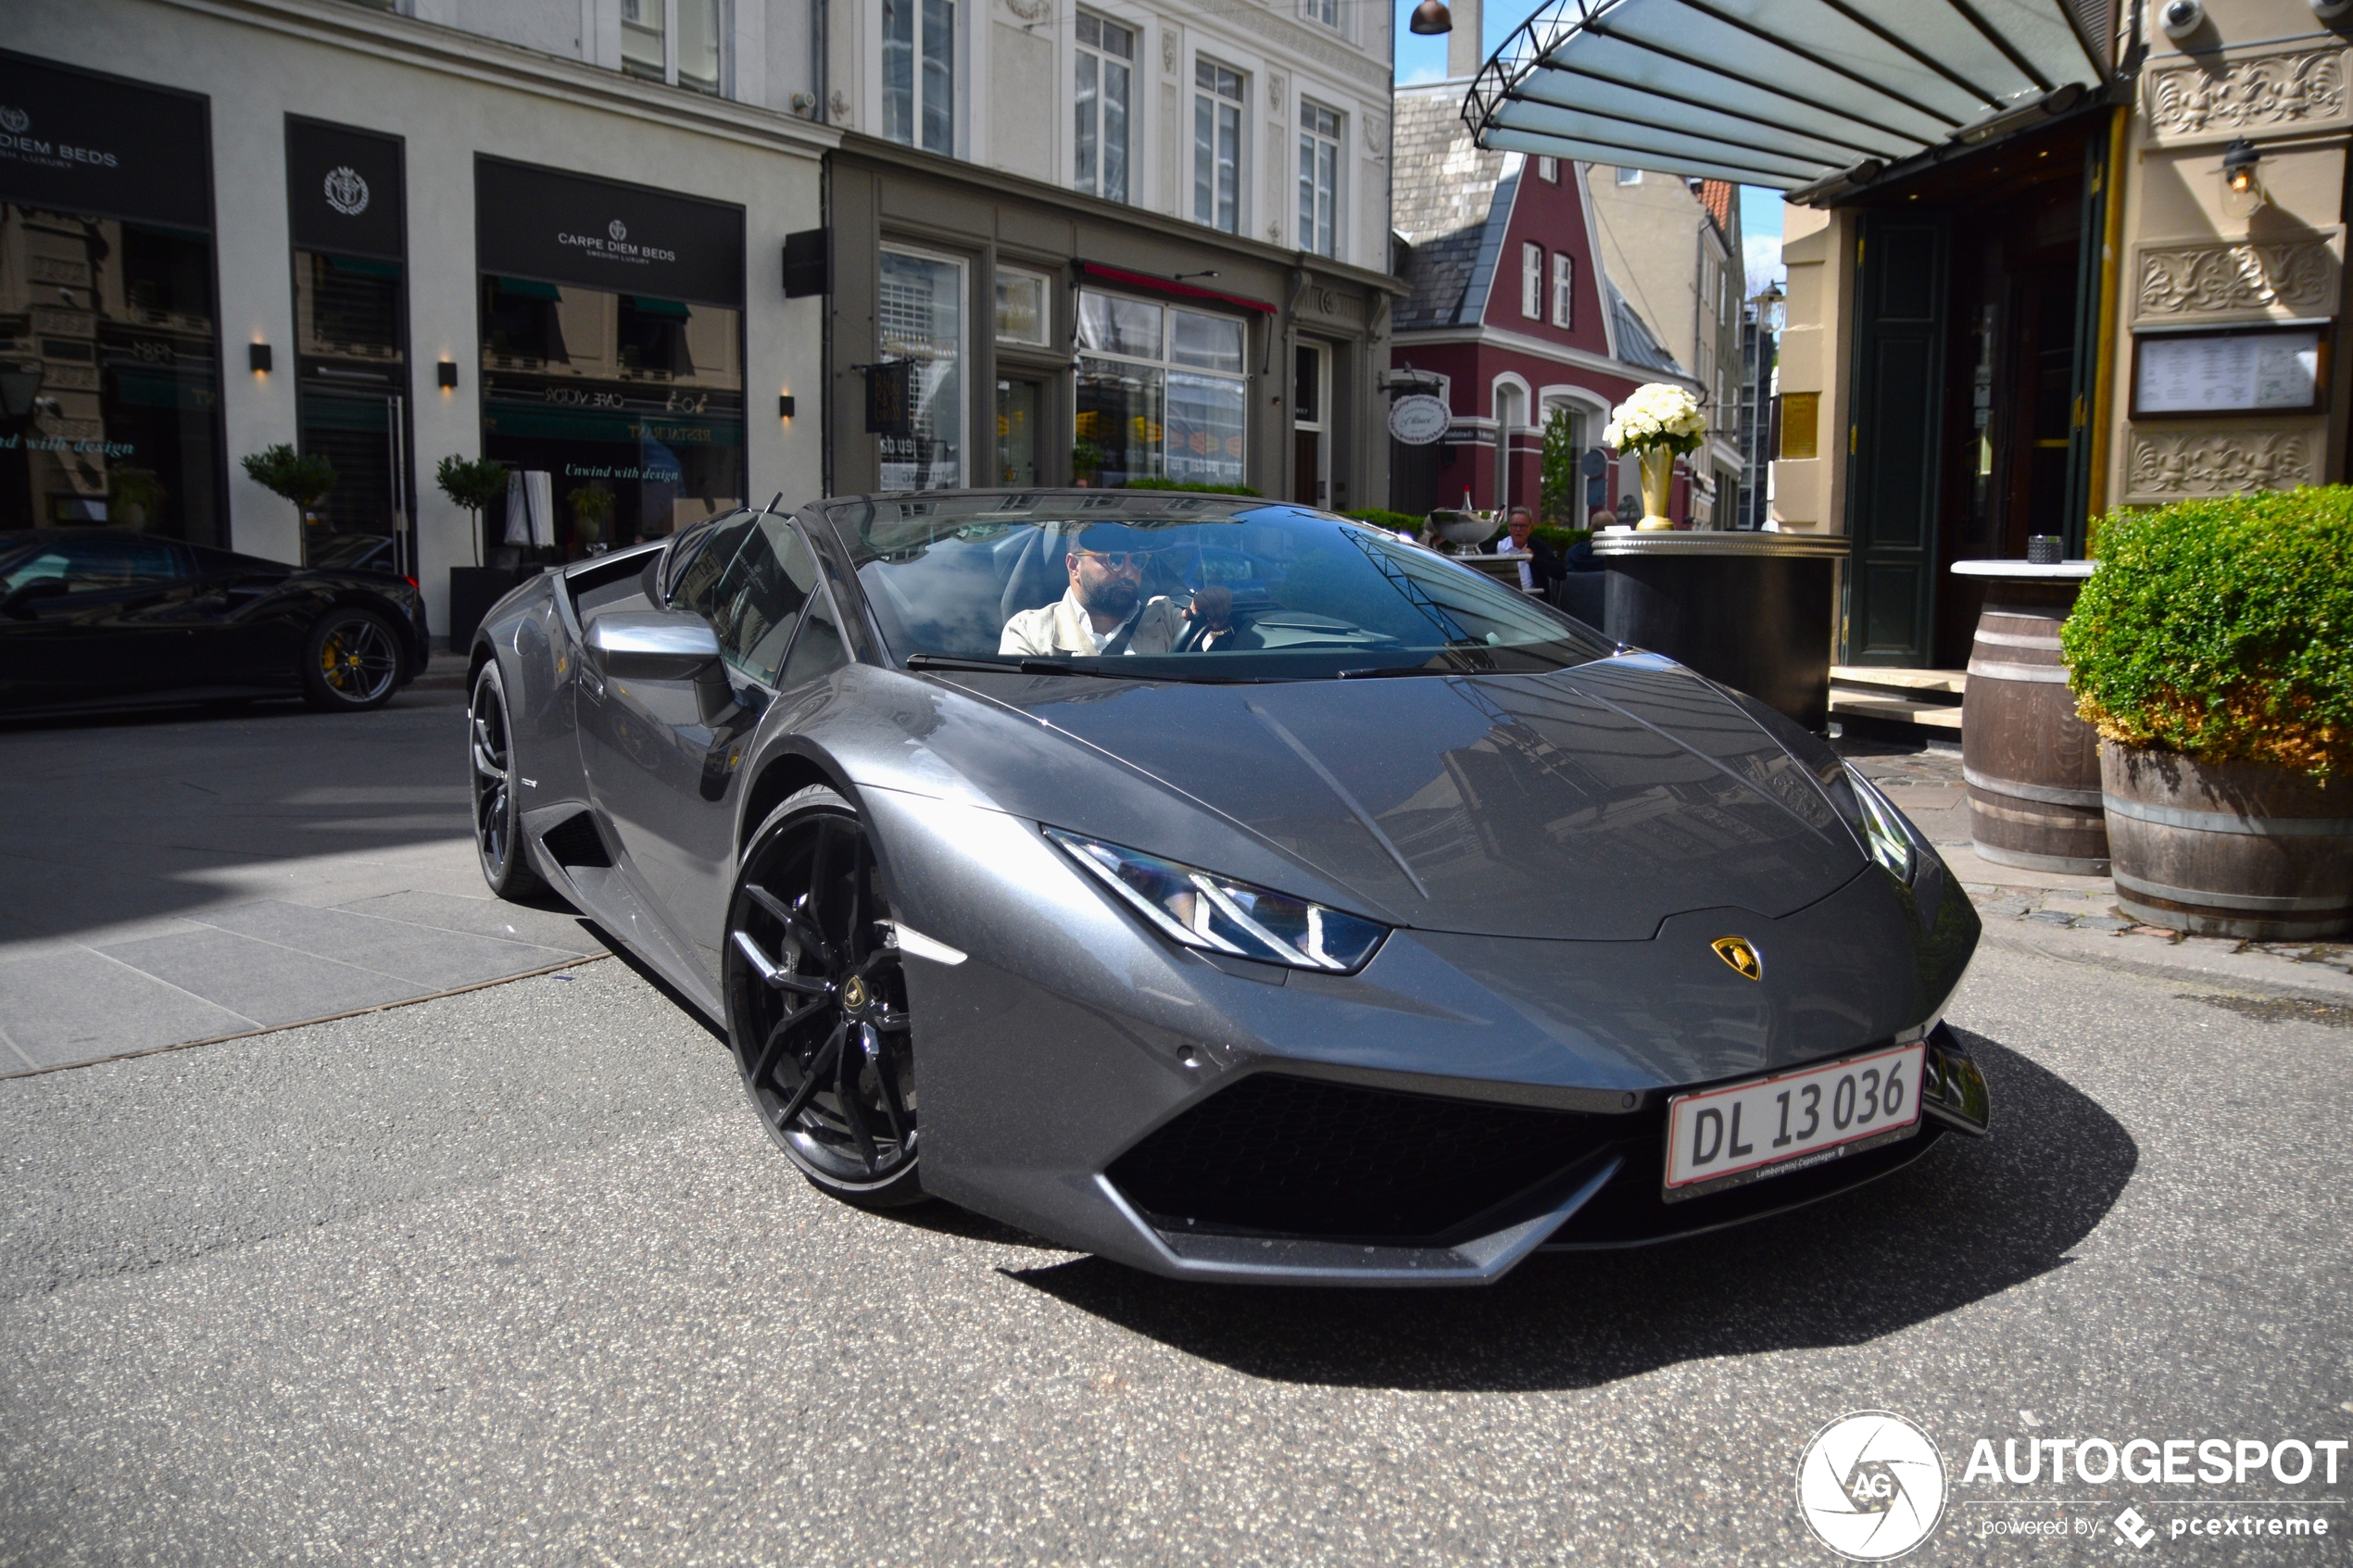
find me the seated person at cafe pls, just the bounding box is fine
[1484,507,1565,593]
[1001,522,1206,656]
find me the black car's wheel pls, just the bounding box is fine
[470,660,548,902]
[300,606,403,711]
[725,785,924,1208]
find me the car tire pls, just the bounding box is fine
[299,605,404,711]
[725,784,925,1209]
[469,659,550,903]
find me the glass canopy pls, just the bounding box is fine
[1465,0,2113,194]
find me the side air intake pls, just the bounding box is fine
[541,811,613,869]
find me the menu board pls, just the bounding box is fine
[2134,329,2323,416]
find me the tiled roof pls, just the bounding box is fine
[1390,86,1511,331]
[1607,277,1687,377]
[1697,178,1734,239]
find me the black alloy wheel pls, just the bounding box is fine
[301,607,403,711]
[725,785,923,1207]
[470,661,548,901]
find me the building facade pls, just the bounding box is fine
[815,1,1403,509]
[3,0,836,636]
[1388,82,1692,524]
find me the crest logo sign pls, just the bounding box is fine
[322,165,371,217]
[609,219,628,242]
[0,107,28,134]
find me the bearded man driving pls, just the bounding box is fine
[1000,523,1192,657]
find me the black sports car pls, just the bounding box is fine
[0,528,430,716]
[467,492,1988,1286]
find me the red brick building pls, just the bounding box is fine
[1389,82,1697,523]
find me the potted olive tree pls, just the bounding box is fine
[437,454,511,648]
[241,444,337,538]
[2060,488,2353,938]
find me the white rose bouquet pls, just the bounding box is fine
[1602,382,1705,457]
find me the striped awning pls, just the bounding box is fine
[1466,0,2114,197]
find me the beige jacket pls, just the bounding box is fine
[1000,587,1187,657]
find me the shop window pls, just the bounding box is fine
[1076,289,1246,489]
[1298,101,1340,259]
[1,207,224,538]
[1520,243,1542,319]
[995,268,1051,346]
[1193,61,1244,234]
[1551,253,1574,329]
[878,247,965,491]
[885,0,956,156]
[1075,13,1132,205]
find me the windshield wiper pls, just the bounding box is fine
[1335,662,1466,679]
[903,653,1140,679]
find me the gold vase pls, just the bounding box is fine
[1636,448,1676,531]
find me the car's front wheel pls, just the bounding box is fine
[300,606,403,711]
[470,660,548,902]
[725,785,924,1208]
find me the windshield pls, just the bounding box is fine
[825,495,1613,681]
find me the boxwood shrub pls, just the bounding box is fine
[2060,487,2353,779]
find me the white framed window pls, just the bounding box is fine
[1520,243,1541,320]
[1551,253,1575,329]
[1298,101,1340,258]
[1193,60,1244,234]
[883,0,955,155]
[1075,13,1133,204]
[878,246,966,490]
[1537,156,1557,182]
[619,0,724,94]
[1302,0,1340,27]
[1616,166,1642,185]
[1076,289,1249,488]
[996,267,1051,345]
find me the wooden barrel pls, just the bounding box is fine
[1958,573,2108,873]
[2103,744,2353,939]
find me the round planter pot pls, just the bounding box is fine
[2101,744,2353,939]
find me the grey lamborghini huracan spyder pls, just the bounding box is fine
[467,491,1987,1286]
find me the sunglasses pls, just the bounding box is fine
[1071,549,1146,568]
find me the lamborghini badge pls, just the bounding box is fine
[1711,936,1762,981]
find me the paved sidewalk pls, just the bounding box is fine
[1839,735,2353,1006]
[0,685,604,1075]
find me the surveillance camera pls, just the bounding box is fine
[2160,0,2205,38]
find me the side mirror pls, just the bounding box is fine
[586,610,724,680]
[2,577,69,618]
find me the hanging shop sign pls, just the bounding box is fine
[287,117,404,262]
[0,48,211,230]
[474,156,745,307]
[1388,393,1452,445]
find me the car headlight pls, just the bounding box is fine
[1837,763,1918,884]
[1046,828,1388,973]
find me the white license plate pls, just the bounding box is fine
[1663,1043,1925,1200]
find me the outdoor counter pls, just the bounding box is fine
[1590,531,1850,731]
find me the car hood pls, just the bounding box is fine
[869,655,1864,941]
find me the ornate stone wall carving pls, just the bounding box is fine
[2144,45,2347,140]
[2124,425,2322,498]
[1000,0,1049,19]
[2135,234,2340,320]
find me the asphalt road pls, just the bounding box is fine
[4,937,2347,1564]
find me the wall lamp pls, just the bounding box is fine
[437,360,459,390]
[2221,137,2269,215]
[248,342,272,374]
[778,395,796,418]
